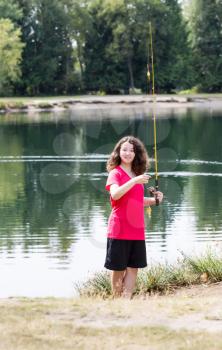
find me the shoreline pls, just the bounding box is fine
[1,94,222,114]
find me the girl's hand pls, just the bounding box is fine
[133,174,151,184]
[155,191,163,204]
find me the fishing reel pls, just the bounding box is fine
[148,186,159,206]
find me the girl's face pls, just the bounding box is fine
[119,141,135,165]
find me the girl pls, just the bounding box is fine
[105,136,163,298]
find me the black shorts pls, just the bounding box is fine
[104,238,147,271]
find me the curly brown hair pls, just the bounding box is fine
[106,136,149,175]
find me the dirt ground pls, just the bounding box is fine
[1,282,222,350]
[72,282,222,333]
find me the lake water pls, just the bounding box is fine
[0,105,222,297]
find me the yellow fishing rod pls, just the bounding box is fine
[147,22,159,205]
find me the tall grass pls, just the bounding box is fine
[75,272,112,298]
[76,249,222,297]
[181,249,222,283]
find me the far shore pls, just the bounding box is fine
[1,94,222,114]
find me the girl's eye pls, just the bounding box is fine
[122,148,134,152]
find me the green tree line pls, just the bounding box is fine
[0,0,222,96]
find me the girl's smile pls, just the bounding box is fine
[120,142,135,164]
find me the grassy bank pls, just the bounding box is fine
[2,250,222,349]
[77,249,222,297]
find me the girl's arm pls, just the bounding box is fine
[110,174,150,201]
[144,192,164,206]
[144,197,156,206]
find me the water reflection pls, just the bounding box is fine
[0,107,221,296]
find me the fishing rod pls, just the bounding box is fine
[147,22,159,206]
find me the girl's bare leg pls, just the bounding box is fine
[122,267,138,299]
[111,270,126,297]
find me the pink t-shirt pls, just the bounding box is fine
[105,165,145,240]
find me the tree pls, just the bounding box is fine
[82,0,192,93]
[17,0,75,95]
[0,0,194,95]
[65,0,92,91]
[0,19,25,95]
[153,0,193,92]
[103,0,137,92]
[82,0,127,93]
[0,0,22,21]
[188,0,222,92]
